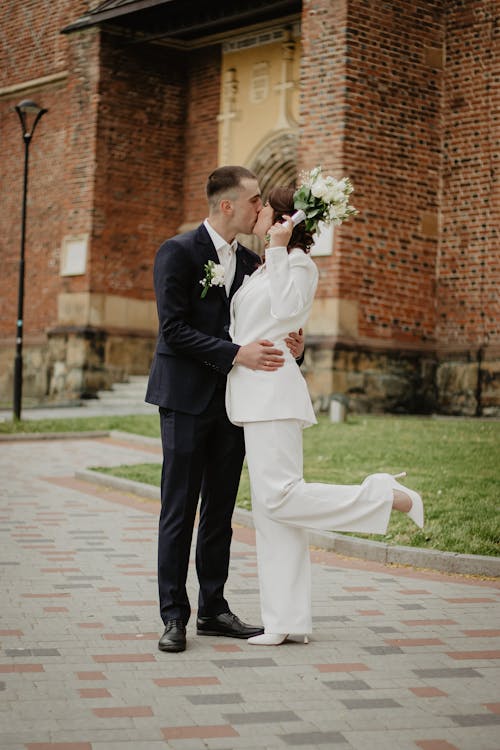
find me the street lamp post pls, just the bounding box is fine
[13,99,48,421]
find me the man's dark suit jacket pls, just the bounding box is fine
[146,223,261,414]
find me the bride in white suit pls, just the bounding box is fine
[226,186,424,646]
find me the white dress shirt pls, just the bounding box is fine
[203,219,237,295]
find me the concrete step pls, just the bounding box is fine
[86,376,149,407]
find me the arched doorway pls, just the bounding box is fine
[238,130,298,252]
[250,129,298,198]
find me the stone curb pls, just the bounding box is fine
[75,468,161,501]
[0,430,110,442]
[0,429,157,444]
[76,468,500,578]
[110,429,162,446]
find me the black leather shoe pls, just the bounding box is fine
[158,619,186,652]
[197,611,264,639]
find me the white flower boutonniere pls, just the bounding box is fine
[200,260,225,298]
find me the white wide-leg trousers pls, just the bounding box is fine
[243,419,395,635]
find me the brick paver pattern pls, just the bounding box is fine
[1,436,499,750]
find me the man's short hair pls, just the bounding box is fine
[206,165,257,210]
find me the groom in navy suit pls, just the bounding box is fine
[146,166,299,652]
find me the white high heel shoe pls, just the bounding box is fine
[391,472,424,528]
[247,633,309,646]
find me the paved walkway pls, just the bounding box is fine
[1,434,499,750]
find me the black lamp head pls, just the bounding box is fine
[15,99,48,138]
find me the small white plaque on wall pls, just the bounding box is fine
[310,221,334,257]
[60,235,88,276]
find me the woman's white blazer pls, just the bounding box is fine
[226,245,319,427]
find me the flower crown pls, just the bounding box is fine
[293,166,358,235]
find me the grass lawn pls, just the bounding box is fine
[0,414,161,437]
[2,412,498,556]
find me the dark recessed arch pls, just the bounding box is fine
[249,130,298,200]
[237,130,299,252]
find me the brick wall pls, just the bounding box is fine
[0,2,99,342]
[0,0,88,88]
[299,0,348,303]
[183,47,222,224]
[438,0,498,351]
[90,33,186,300]
[302,0,444,347]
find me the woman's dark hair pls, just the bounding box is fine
[268,186,314,253]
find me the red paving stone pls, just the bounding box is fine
[121,538,153,543]
[0,629,23,636]
[76,672,107,680]
[410,687,448,697]
[92,706,153,718]
[41,568,80,573]
[462,629,500,637]
[162,725,239,740]
[77,623,104,629]
[357,610,384,615]
[44,607,69,613]
[446,650,500,660]
[444,597,496,603]
[485,703,500,714]
[212,644,243,652]
[315,663,370,673]
[386,638,444,647]
[102,632,158,640]
[123,526,158,531]
[92,653,156,663]
[415,741,459,750]
[78,688,112,698]
[154,676,221,687]
[123,570,156,576]
[402,619,457,626]
[0,664,44,673]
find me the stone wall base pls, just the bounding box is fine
[436,351,500,418]
[304,341,500,417]
[1,332,498,417]
[0,327,156,406]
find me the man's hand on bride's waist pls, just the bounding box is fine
[285,328,304,360]
[233,340,285,371]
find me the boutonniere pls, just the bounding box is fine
[200,260,225,298]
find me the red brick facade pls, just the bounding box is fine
[0,0,497,414]
[439,1,498,345]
